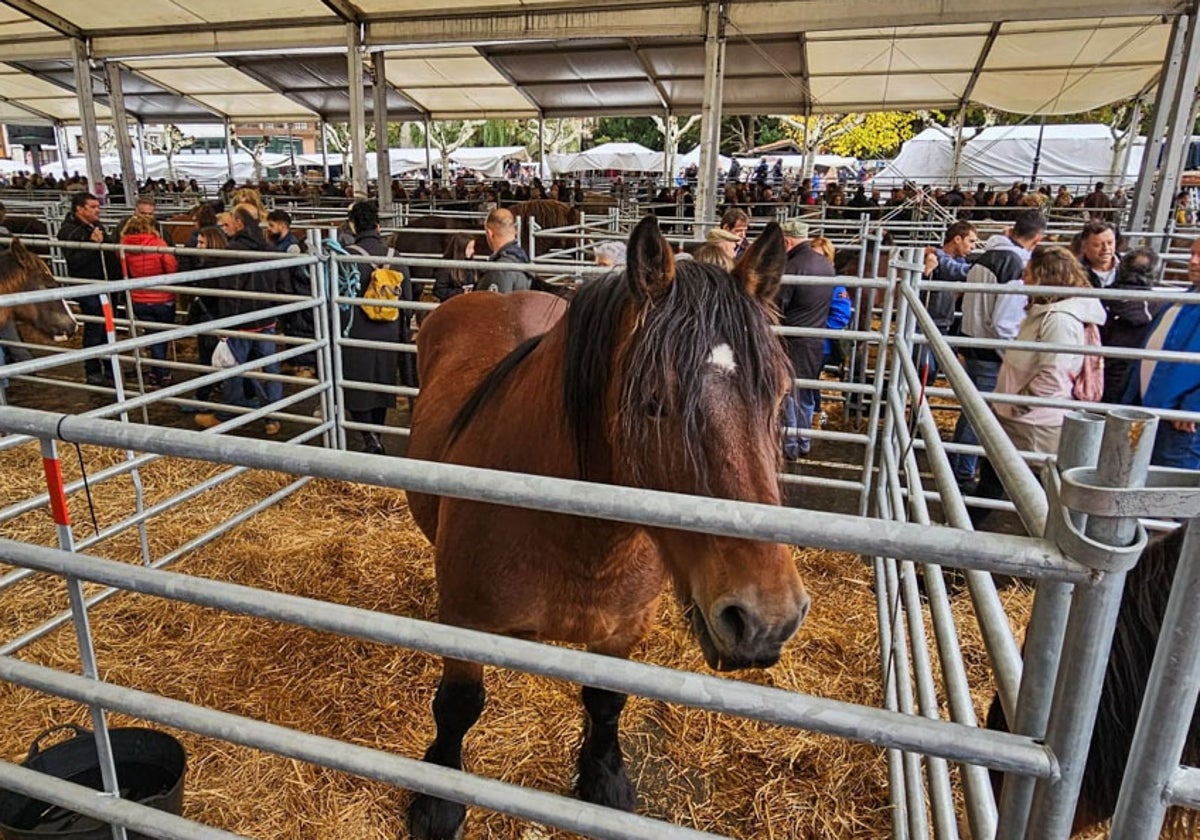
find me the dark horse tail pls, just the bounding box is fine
[986,523,1198,833]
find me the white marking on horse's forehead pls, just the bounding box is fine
[707,343,736,372]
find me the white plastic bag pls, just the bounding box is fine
[211,339,238,370]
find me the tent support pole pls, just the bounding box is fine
[424,115,433,184]
[1130,13,1188,234]
[70,38,105,202]
[539,115,546,181]
[104,61,137,206]
[134,121,147,187]
[319,120,330,181]
[695,0,727,236]
[949,111,966,186]
[224,120,235,181]
[1114,98,1143,192]
[54,121,69,176]
[372,51,392,217]
[1149,11,1200,237]
[347,23,369,200]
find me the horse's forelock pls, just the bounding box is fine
[563,259,788,490]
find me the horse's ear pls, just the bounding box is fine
[626,214,675,302]
[8,238,27,257]
[734,222,786,303]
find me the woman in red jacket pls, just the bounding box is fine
[121,214,178,388]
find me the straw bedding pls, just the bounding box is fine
[0,437,1033,839]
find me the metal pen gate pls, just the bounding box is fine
[1,232,1199,840]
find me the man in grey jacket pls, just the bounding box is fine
[951,209,1045,491]
[482,208,534,293]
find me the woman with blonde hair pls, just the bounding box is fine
[972,245,1106,522]
[230,187,267,219]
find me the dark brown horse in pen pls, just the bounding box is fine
[988,523,1200,836]
[0,238,78,343]
[403,216,810,839]
[506,198,581,256]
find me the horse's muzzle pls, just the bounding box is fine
[688,593,809,671]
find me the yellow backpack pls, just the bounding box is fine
[351,246,405,323]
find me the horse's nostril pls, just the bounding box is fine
[797,592,812,626]
[716,603,750,645]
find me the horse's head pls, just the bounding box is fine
[565,216,808,670]
[0,238,78,342]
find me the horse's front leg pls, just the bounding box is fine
[577,629,647,813]
[408,658,486,840]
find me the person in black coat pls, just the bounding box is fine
[59,193,122,384]
[342,201,413,454]
[774,218,837,459]
[1102,248,1162,405]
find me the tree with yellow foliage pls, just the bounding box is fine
[780,111,937,167]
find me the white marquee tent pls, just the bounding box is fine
[550,142,664,175]
[871,124,1145,188]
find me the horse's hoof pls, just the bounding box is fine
[578,760,637,812]
[407,793,466,840]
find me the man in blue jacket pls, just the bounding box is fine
[1134,237,1200,469]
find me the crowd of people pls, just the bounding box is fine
[6,168,1200,493]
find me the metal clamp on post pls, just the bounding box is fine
[1044,465,1148,575]
[1061,464,1200,520]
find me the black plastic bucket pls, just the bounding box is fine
[0,725,186,840]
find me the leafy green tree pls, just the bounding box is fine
[592,117,661,149]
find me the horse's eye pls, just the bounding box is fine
[645,399,668,419]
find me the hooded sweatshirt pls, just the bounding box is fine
[993,295,1107,429]
[959,234,1032,357]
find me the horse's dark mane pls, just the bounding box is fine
[0,246,39,295]
[1082,523,1199,829]
[449,334,546,444]
[563,259,789,490]
[986,523,1199,833]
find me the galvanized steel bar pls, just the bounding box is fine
[0,538,1056,777]
[996,412,1105,840]
[0,760,243,840]
[0,475,313,656]
[884,368,995,839]
[897,280,1047,536]
[37,437,128,840]
[1025,410,1157,840]
[1109,521,1200,836]
[103,61,138,207]
[0,407,1085,584]
[894,319,1024,722]
[857,232,895,517]
[1167,767,1200,809]
[0,655,722,840]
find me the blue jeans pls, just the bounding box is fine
[77,295,108,377]
[782,388,817,458]
[949,355,1001,485]
[220,327,282,417]
[132,302,175,379]
[1152,422,1200,470]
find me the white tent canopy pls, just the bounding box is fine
[871,124,1145,187]
[448,146,529,178]
[732,154,860,174]
[675,146,731,175]
[550,142,664,175]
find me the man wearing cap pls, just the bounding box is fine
[775,218,837,460]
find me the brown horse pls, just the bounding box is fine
[0,239,78,342]
[507,198,581,256]
[404,216,809,839]
[987,523,1200,836]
